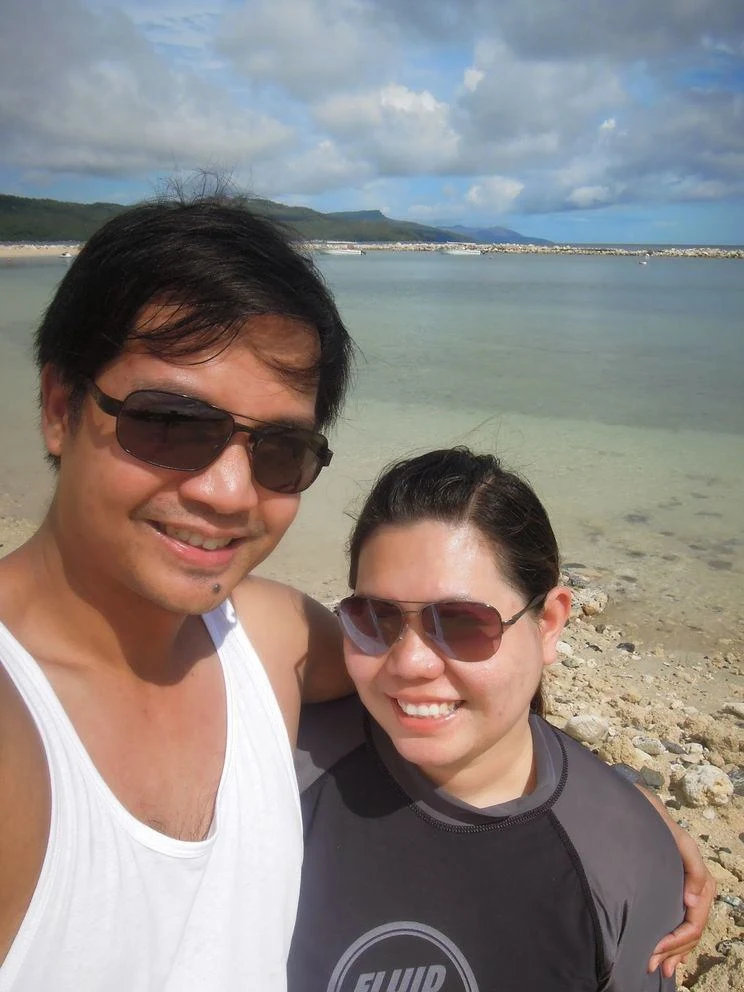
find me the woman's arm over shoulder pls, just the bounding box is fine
[551,734,684,991]
[0,665,51,964]
[231,577,352,743]
[637,786,715,979]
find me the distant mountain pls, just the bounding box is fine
[444,224,553,246]
[0,194,125,242]
[0,193,552,246]
[247,200,463,243]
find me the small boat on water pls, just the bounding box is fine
[442,247,482,256]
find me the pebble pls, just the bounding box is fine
[728,767,744,797]
[640,766,665,789]
[561,655,586,669]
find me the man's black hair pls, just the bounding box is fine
[35,194,354,434]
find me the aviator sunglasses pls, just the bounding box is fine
[336,593,547,663]
[87,381,332,494]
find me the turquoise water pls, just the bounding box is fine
[1,252,742,649]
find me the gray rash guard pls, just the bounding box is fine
[289,696,684,992]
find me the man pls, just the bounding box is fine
[0,195,712,990]
[0,196,352,990]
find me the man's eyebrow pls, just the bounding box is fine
[127,379,318,431]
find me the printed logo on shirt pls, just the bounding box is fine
[327,921,479,992]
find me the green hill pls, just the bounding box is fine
[0,194,126,242]
[0,192,547,245]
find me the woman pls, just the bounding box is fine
[290,448,703,992]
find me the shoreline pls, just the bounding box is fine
[2,241,743,261]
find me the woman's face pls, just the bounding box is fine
[344,520,570,802]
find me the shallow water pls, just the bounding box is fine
[1,251,742,650]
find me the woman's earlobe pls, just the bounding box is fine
[540,586,573,665]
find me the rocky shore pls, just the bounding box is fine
[551,566,743,991]
[2,241,742,261]
[311,241,744,259]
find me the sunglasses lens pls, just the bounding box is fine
[423,602,503,662]
[338,597,403,655]
[118,391,230,471]
[252,432,326,494]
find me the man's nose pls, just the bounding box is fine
[178,437,262,516]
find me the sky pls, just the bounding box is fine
[1,0,743,243]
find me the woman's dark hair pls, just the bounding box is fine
[348,447,562,716]
[35,193,354,443]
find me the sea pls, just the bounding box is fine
[1,250,743,651]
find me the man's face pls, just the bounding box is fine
[43,311,320,617]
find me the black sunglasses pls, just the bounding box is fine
[87,381,332,494]
[336,593,546,663]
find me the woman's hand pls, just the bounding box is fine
[639,787,716,977]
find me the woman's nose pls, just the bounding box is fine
[384,622,447,679]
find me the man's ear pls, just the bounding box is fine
[40,365,73,458]
[539,586,572,668]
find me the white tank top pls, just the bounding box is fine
[0,600,303,991]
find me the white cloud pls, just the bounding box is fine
[463,67,484,92]
[260,139,371,196]
[466,176,524,210]
[566,185,612,208]
[0,0,292,178]
[315,84,460,174]
[217,0,397,99]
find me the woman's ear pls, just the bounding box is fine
[40,364,72,458]
[539,586,572,667]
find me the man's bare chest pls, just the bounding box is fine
[49,656,228,841]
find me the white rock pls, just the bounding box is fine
[679,765,734,808]
[722,701,744,719]
[556,640,574,657]
[563,714,611,745]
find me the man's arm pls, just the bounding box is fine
[231,578,352,745]
[0,665,51,964]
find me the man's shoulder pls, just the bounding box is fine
[227,576,348,739]
[230,575,339,660]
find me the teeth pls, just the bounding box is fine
[397,700,459,718]
[163,526,232,550]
